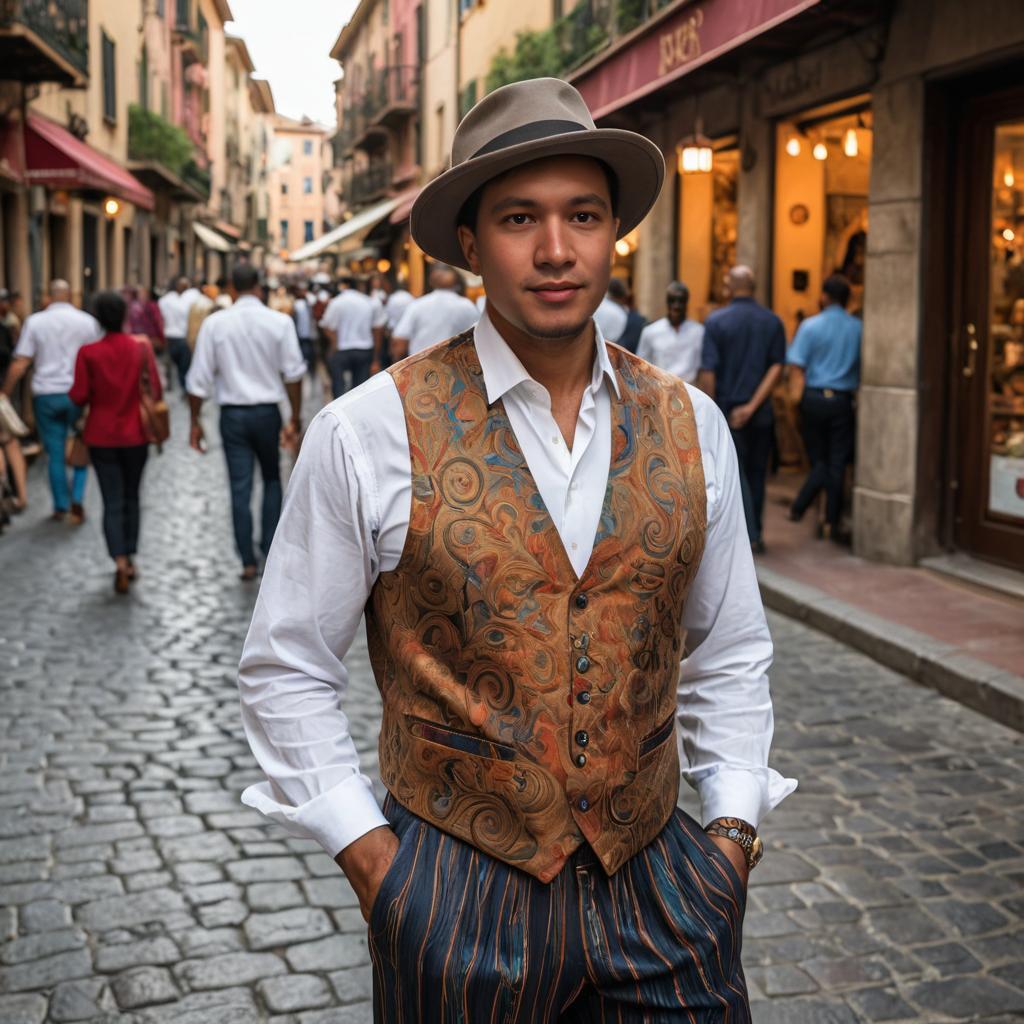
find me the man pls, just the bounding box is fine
[637,280,704,383]
[319,276,386,398]
[291,282,317,377]
[786,272,861,541]
[238,78,793,1021]
[158,276,200,391]
[390,264,478,360]
[186,264,306,581]
[1,279,100,522]
[594,282,627,343]
[607,275,646,353]
[383,278,414,337]
[699,266,786,554]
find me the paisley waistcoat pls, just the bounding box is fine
[365,331,707,881]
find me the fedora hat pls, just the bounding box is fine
[410,77,665,271]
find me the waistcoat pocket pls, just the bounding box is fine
[639,711,676,761]
[406,714,518,762]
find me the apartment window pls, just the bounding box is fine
[279,219,289,243]
[303,139,313,156]
[139,45,148,110]
[303,176,313,194]
[281,182,288,195]
[459,0,476,15]
[303,220,314,243]
[156,0,165,17]
[175,0,188,29]
[102,32,116,123]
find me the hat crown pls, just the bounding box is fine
[451,78,597,166]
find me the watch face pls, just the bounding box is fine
[749,836,764,868]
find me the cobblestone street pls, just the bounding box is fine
[1,399,1023,1023]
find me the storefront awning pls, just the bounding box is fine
[571,0,821,121]
[194,221,234,253]
[288,197,399,263]
[388,184,421,225]
[24,113,154,210]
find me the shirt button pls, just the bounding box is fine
[552,436,560,445]
[575,754,587,768]
[578,797,590,812]
[574,594,588,610]
[577,691,591,704]
[575,656,591,674]
[575,730,589,746]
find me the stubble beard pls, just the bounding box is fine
[520,314,592,343]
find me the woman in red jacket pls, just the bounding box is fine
[69,290,163,593]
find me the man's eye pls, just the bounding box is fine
[505,214,531,225]
[573,212,597,223]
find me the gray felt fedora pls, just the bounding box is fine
[410,77,665,271]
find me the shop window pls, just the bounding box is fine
[102,32,116,123]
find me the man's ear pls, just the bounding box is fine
[457,225,480,275]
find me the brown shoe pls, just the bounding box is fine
[50,510,67,522]
[126,559,138,582]
[69,502,85,525]
[114,569,131,594]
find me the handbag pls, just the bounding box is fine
[137,338,170,450]
[65,433,90,468]
[0,393,29,437]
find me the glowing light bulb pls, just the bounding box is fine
[785,136,801,157]
[615,239,631,257]
[1005,169,1016,188]
[1003,228,1016,242]
[843,128,858,157]
[812,143,828,161]
[103,197,120,217]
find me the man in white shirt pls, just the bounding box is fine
[1,279,101,521]
[390,265,479,359]
[318,276,386,398]
[186,264,306,580]
[383,281,414,333]
[238,78,793,1019]
[594,288,628,343]
[636,280,705,383]
[158,276,200,391]
[291,282,316,377]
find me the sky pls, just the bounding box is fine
[226,0,359,127]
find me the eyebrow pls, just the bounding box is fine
[489,193,610,215]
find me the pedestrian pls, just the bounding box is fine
[238,77,794,1022]
[786,272,861,541]
[291,282,317,377]
[699,265,786,554]
[389,264,478,360]
[186,263,306,581]
[1,279,101,523]
[636,280,704,383]
[158,276,200,391]
[319,275,386,399]
[125,285,165,353]
[68,290,163,594]
[382,278,413,338]
[607,275,646,353]
[594,280,628,343]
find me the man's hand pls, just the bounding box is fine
[335,825,400,923]
[728,403,754,430]
[708,834,749,890]
[281,418,302,452]
[190,422,206,453]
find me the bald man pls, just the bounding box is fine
[698,266,786,554]
[2,280,102,521]
[390,265,479,360]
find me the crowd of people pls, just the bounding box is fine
[0,254,861,577]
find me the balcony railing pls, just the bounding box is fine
[0,0,88,85]
[366,65,418,129]
[345,161,392,206]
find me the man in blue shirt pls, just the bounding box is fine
[699,265,786,552]
[786,273,862,539]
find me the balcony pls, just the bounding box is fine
[0,0,88,86]
[345,161,391,206]
[366,65,418,130]
[127,104,208,202]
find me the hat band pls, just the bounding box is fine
[471,119,588,159]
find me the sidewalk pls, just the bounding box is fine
[756,484,1024,733]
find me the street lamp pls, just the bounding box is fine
[812,142,828,161]
[103,197,120,218]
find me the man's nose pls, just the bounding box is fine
[535,217,575,267]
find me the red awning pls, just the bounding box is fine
[572,0,820,121]
[24,113,154,210]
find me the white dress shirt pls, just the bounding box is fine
[594,295,628,343]
[186,295,307,406]
[637,317,706,384]
[393,288,480,355]
[238,310,796,857]
[319,290,387,351]
[158,288,200,338]
[293,297,313,339]
[14,302,101,395]
[383,288,414,331]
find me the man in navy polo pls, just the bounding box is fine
[699,265,786,553]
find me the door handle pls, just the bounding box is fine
[962,323,979,379]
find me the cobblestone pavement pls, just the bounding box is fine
[1,396,1023,1023]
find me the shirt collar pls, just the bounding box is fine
[235,295,263,308]
[473,307,621,405]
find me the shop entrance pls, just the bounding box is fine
[951,86,1024,569]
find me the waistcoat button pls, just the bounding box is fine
[575,730,589,746]
[575,656,591,673]
[577,691,591,704]
[578,797,590,812]
[574,593,588,609]
[575,754,587,767]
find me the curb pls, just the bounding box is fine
[757,565,1024,735]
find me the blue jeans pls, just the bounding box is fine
[33,393,87,513]
[219,404,282,567]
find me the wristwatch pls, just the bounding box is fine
[704,817,764,870]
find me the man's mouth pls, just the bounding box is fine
[529,282,583,304]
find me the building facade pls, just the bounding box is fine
[267,115,327,263]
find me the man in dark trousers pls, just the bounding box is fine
[786,272,861,540]
[699,265,786,554]
[607,275,646,353]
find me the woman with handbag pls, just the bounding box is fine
[69,291,166,594]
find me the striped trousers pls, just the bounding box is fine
[369,795,750,1023]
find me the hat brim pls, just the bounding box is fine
[410,129,665,271]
